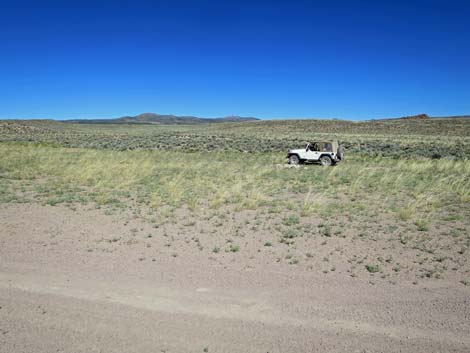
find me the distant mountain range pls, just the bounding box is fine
[65,113,259,125]
[369,114,470,122]
[6,113,468,124]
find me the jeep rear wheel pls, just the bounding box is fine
[320,155,332,166]
[288,155,300,165]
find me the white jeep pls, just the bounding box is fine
[287,141,344,166]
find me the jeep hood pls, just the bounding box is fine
[288,148,305,154]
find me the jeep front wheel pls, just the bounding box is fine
[320,155,332,166]
[288,155,300,165]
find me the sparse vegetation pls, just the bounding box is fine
[0,118,469,283]
[1,118,469,158]
[366,264,381,273]
[229,244,240,253]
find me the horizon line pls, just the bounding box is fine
[1,112,470,122]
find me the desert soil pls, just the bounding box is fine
[0,204,469,353]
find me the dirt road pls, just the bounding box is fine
[1,204,469,353]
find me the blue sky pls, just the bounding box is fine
[1,0,469,120]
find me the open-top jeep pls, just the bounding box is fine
[287,141,344,166]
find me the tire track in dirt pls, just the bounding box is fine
[1,270,469,348]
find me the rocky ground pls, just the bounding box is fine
[1,204,469,353]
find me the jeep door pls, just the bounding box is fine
[305,143,321,161]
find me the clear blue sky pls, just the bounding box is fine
[1,0,469,120]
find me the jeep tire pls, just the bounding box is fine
[337,145,344,161]
[289,155,300,165]
[320,155,332,166]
